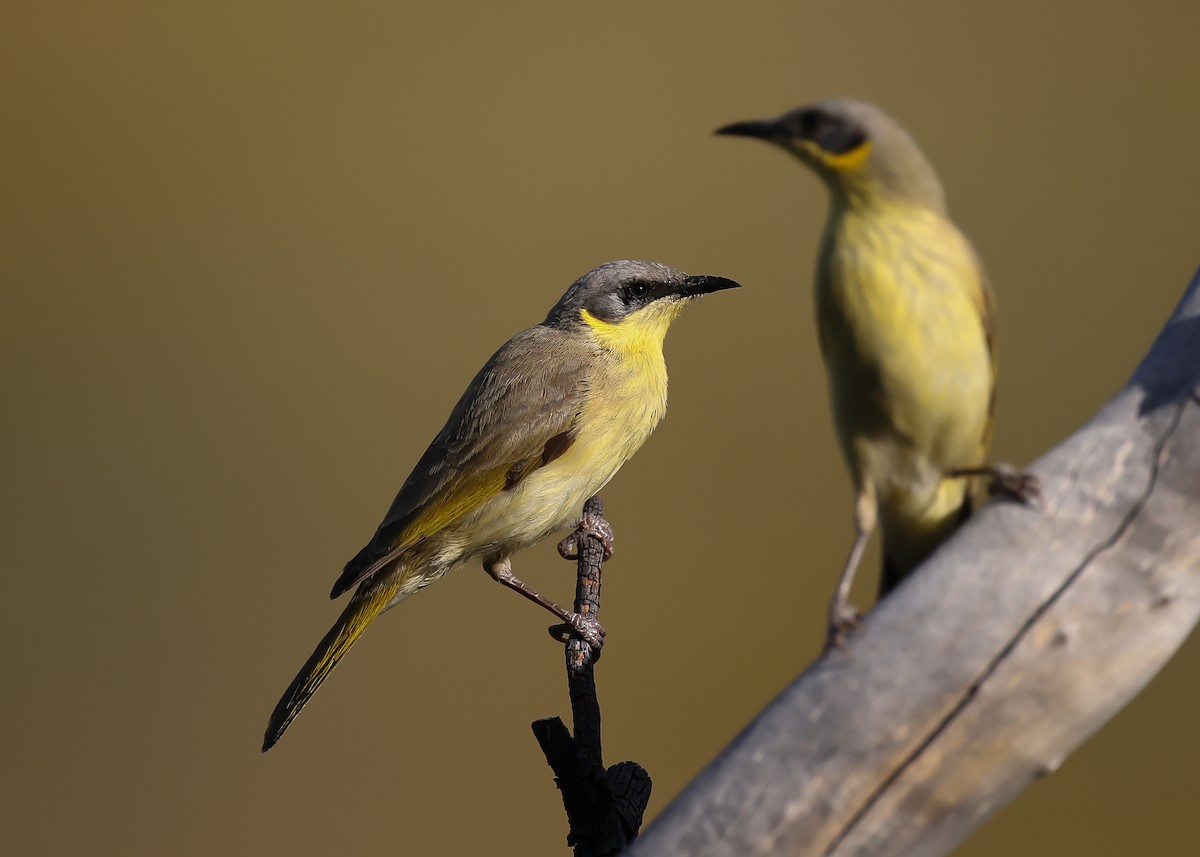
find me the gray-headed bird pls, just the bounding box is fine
[263,260,740,750]
[717,99,1034,647]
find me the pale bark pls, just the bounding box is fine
[629,269,1200,857]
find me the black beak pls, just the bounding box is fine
[714,119,782,141]
[678,275,742,297]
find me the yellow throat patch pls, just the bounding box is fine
[579,300,684,358]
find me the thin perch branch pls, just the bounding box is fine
[629,268,1200,857]
[533,496,653,856]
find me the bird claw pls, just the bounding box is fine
[555,537,578,560]
[985,464,1041,505]
[556,513,616,561]
[948,463,1042,507]
[548,613,607,650]
[823,603,861,654]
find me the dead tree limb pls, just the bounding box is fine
[534,496,653,856]
[629,268,1200,857]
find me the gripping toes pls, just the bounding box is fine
[548,612,607,650]
[824,602,862,654]
[557,513,616,561]
[986,464,1041,504]
[949,463,1042,506]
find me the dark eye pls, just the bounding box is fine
[815,120,866,156]
[797,109,821,138]
[622,282,650,303]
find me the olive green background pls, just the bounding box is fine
[4,2,1198,855]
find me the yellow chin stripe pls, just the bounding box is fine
[580,302,683,356]
[796,138,873,172]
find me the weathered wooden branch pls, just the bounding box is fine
[533,496,653,856]
[630,268,1200,857]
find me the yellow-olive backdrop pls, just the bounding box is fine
[4,2,1197,855]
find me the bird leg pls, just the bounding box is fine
[948,463,1041,504]
[485,556,605,649]
[825,486,876,653]
[556,513,615,561]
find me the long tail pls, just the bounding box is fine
[263,569,410,752]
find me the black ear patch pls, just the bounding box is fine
[784,109,867,156]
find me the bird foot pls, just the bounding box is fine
[986,464,1041,504]
[823,602,861,654]
[556,513,616,561]
[548,612,607,650]
[949,463,1041,506]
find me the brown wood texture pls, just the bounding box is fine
[534,496,653,856]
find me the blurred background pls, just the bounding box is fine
[4,2,1198,855]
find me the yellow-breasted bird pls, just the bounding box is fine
[263,260,739,750]
[717,99,1034,646]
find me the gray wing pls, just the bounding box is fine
[330,325,593,597]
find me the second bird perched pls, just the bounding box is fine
[263,260,739,751]
[718,98,1034,647]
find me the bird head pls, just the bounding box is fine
[545,260,740,352]
[717,98,945,212]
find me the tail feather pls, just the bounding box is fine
[878,490,974,598]
[878,553,905,599]
[262,572,405,752]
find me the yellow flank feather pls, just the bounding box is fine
[391,466,511,553]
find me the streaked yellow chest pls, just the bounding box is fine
[815,202,993,482]
[818,205,989,398]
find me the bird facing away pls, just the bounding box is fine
[263,260,740,750]
[717,99,1034,646]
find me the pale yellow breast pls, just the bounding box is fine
[452,316,671,559]
[817,203,993,502]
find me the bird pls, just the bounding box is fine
[717,98,1035,647]
[263,260,740,750]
